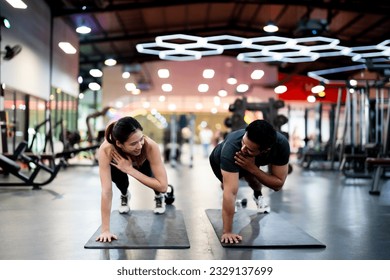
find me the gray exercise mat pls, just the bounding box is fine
[84,209,190,249]
[206,209,326,248]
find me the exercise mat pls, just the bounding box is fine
[85,209,190,249]
[206,209,326,248]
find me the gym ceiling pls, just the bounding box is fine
[43,0,390,101]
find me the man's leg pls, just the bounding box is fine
[243,174,270,213]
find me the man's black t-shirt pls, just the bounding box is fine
[210,129,290,175]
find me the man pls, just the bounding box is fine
[209,119,290,244]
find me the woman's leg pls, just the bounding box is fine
[110,164,129,195]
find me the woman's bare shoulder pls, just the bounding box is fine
[98,140,114,156]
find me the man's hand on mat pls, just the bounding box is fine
[221,233,242,244]
[96,231,118,243]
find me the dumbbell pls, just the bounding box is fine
[164,184,175,204]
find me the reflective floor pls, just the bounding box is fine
[1,144,390,260]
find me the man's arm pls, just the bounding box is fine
[250,164,288,191]
[220,170,242,243]
[234,152,289,191]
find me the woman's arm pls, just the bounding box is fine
[96,141,117,242]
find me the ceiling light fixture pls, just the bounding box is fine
[263,21,279,33]
[76,24,91,34]
[251,70,265,80]
[218,89,228,97]
[198,84,209,93]
[311,84,325,94]
[227,76,237,85]
[136,34,389,64]
[158,69,170,78]
[5,0,27,9]
[203,69,215,79]
[274,85,287,94]
[104,58,117,66]
[122,72,130,79]
[88,82,101,91]
[1,16,11,28]
[162,84,172,92]
[89,69,102,77]
[58,42,76,54]
[236,84,249,93]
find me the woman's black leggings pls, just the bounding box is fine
[110,160,160,196]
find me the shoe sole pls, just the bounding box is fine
[119,207,130,214]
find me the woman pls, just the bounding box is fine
[96,116,168,243]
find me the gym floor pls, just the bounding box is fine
[0,144,389,260]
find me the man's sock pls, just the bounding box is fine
[253,190,262,199]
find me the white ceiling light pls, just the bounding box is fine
[251,70,265,80]
[137,34,388,64]
[122,72,130,79]
[227,77,237,85]
[158,69,170,78]
[203,69,215,78]
[5,0,27,9]
[88,82,101,91]
[89,69,102,77]
[307,95,316,103]
[125,83,136,91]
[159,95,166,102]
[218,89,228,97]
[58,42,77,54]
[311,84,325,94]
[104,58,117,66]
[236,84,249,93]
[198,84,209,92]
[348,79,358,87]
[76,25,91,34]
[263,21,279,33]
[274,85,287,94]
[132,89,141,95]
[162,84,173,92]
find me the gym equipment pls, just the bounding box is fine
[235,198,247,207]
[0,141,62,189]
[86,106,110,144]
[84,210,190,249]
[206,209,326,248]
[164,184,175,204]
[366,158,390,195]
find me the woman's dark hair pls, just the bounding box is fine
[245,119,276,150]
[105,116,143,145]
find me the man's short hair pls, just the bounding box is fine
[245,120,276,150]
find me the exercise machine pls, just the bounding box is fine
[0,141,62,189]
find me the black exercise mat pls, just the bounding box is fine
[206,209,326,248]
[84,209,190,249]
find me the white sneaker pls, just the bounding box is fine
[253,195,270,213]
[154,194,166,214]
[119,191,131,214]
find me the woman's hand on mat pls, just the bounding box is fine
[96,231,118,243]
[221,233,242,244]
[111,150,133,173]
